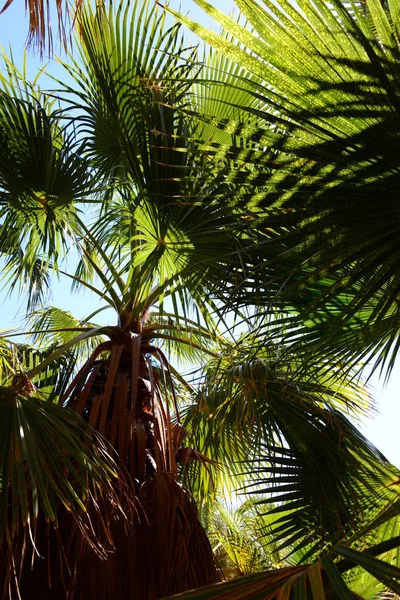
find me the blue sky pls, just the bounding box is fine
[0,0,399,467]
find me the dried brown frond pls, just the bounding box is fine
[0,0,83,55]
[130,473,221,599]
[46,329,221,598]
[1,481,136,600]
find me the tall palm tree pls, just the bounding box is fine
[0,0,399,598]
[0,0,264,596]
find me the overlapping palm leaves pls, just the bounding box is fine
[176,500,400,600]
[183,329,398,513]
[0,0,262,596]
[173,319,398,598]
[169,0,400,378]
[58,0,400,597]
[164,545,400,599]
[203,498,303,579]
[166,450,400,598]
[58,0,270,311]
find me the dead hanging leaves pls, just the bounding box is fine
[66,329,216,490]
[0,0,83,55]
[0,385,135,600]
[44,326,221,599]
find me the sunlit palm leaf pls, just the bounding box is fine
[163,541,400,599]
[170,0,400,377]
[24,305,106,353]
[205,499,281,579]
[345,488,400,597]
[182,326,374,504]
[51,0,278,328]
[162,557,360,599]
[0,332,83,400]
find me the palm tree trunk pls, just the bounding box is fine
[9,332,221,599]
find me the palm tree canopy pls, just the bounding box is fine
[0,0,399,598]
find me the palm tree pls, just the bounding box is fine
[0,0,399,598]
[0,1,264,596]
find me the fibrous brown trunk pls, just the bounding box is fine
[5,329,220,599]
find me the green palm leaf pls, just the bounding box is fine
[169,0,400,377]
[0,55,90,308]
[161,558,360,599]
[162,541,400,599]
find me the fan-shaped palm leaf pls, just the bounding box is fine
[182,327,375,504]
[163,541,400,599]
[169,0,400,377]
[0,382,128,598]
[0,55,90,308]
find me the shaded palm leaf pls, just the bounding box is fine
[243,437,398,561]
[0,383,128,596]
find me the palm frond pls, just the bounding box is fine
[0,331,83,400]
[0,384,128,596]
[205,499,283,579]
[0,52,90,309]
[169,0,400,377]
[0,0,80,54]
[161,557,361,599]
[163,538,400,599]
